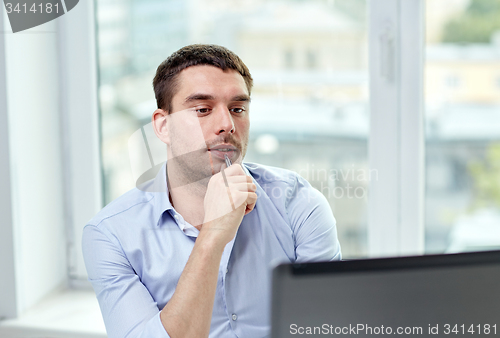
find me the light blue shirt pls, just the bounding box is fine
[82,162,341,338]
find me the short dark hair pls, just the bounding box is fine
[153,44,253,112]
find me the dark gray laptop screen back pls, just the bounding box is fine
[271,251,500,338]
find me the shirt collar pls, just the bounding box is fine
[147,161,254,228]
[139,161,173,227]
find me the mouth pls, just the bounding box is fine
[208,144,239,161]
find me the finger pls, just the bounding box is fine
[244,192,258,215]
[220,164,230,188]
[224,175,252,184]
[247,191,257,206]
[220,167,236,211]
[228,182,256,192]
[226,187,236,211]
[222,163,246,176]
[228,188,256,208]
[247,182,257,192]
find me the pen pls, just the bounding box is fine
[222,154,235,210]
[224,154,232,167]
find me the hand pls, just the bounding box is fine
[201,164,257,246]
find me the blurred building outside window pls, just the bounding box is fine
[425,0,500,253]
[97,0,500,259]
[96,0,370,258]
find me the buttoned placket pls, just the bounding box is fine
[171,207,239,331]
[219,232,239,334]
[224,165,255,335]
[167,164,255,336]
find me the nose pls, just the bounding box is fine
[215,106,235,135]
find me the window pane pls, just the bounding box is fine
[425,0,500,253]
[96,0,369,258]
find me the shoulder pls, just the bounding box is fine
[243,162,297,186]
[243,162,325,221]
[86,186,155,229]
[244,162,297,202]
[243,162,322,203]
[244,163,340,261]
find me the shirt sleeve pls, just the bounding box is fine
[82,224,171,338]
[285,174,342,262]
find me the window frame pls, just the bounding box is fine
[367,0,425,257]
[57,0,102,283]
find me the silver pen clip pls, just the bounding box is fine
[222,154,235,210]
[224,154,232,168]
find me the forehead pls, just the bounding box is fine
[175,65,248,99]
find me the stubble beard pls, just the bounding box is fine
[168,134,248,193]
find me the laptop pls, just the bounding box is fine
[271,250,500,337]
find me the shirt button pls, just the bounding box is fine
[226,268,228,274]
[232,314,237,321]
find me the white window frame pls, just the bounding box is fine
[368,0,425,257]
[57,0,102,283]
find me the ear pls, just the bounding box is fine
[152,109,170,145]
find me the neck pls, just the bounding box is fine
[167,162,209,230]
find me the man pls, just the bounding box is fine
[83,44,341,338]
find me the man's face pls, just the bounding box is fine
[166,65,250,185]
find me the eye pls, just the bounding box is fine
[196,108,211,114]
[230,107,245,114]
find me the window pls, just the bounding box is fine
[445,74,461,88]
[306,49,318,69]
[425,0,500,253]
[96,0,370,259]
[284,48,295,69]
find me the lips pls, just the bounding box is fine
[208,144,239,161]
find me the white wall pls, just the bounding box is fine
[0,6,18,320]
[1,1,101,318]
[3,18,67,315]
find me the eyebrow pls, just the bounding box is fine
[232,94,251,103]
[184,93,251,104]
[184,93,215,103]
